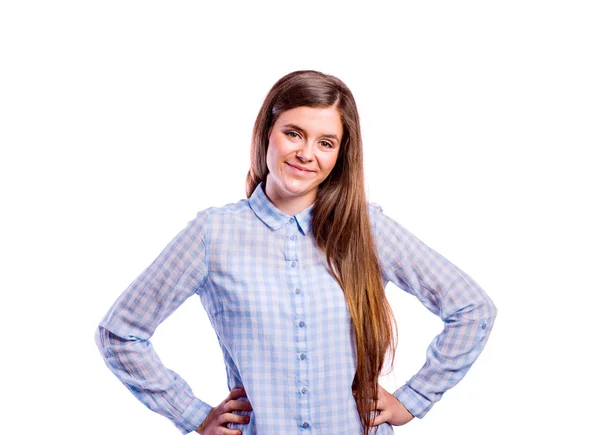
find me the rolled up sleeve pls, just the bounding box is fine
[95,209,214,433]
[369,204,497,418]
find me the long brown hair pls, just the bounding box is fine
[246,70,397,434]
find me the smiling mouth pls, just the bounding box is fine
[287,162,314,172]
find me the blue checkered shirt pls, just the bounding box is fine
[96,182,496,434]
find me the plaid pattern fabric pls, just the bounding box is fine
[96,182,496,434]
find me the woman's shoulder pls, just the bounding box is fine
[367,201,384,215]
[366,202,409,238]
[367,201,385,227]
[202,197,250,216]
[188,197,254,229]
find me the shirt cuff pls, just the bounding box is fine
[393,384,433,419]
[175,397,213,434]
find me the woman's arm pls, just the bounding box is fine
[95,209,213,433]
[369,204,497,419]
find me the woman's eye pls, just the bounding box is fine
[320,141,334,148]
[285,131,301,139]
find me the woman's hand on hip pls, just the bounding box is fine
[371,384,414,427]
[195,388,253,435]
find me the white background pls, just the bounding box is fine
[1,1,598,433]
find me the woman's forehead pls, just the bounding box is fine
[274,106,343,136]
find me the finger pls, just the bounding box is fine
[224,399,253,412]
[371,411,388,426]
[226,388,247,400]
[218,411,252,425]
[216,428,242,435]
[220,412,251,425]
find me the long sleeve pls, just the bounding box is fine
[95,210,213,434]
[369,204,497,418]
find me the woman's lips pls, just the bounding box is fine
[286,162,314,173]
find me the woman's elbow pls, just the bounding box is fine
[94,324,116,361]
[482,292,498,320]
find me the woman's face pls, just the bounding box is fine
[265,105,343,214]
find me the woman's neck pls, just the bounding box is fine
[263,178,316,216]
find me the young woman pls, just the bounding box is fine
[96,70,497,435]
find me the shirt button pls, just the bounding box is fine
[290,261,297,268]
[290,235,297,241]
[301,387,308,394]
[481,323,487,330]
[289,218,295,224]
[294,288,301,295]
[302,422,310,429]
[298,321,305,328]
[300,353,307,360]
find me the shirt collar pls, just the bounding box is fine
[248,181,314,235]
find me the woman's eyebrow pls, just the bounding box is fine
[282,123,340,142]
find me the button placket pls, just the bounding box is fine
[284,216,311,427]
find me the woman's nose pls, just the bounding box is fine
[296,141,314,161]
